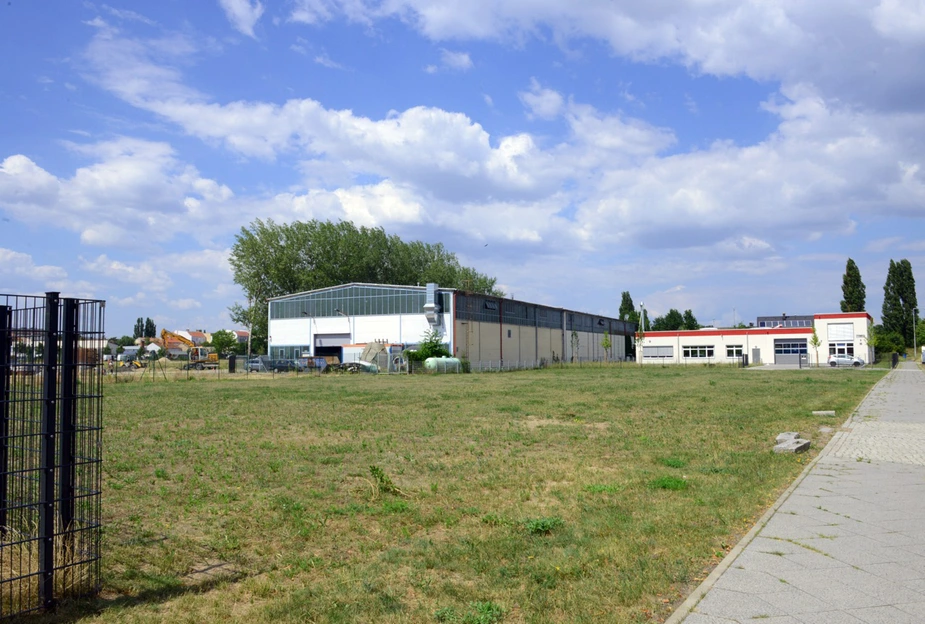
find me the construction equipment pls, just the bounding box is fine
[160,329,219,370]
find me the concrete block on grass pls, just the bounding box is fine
[774,438,811,454]
[776,432,801,444]
[812,410,836,417]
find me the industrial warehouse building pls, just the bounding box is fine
[636,312,873,366]
[267,283,636,367]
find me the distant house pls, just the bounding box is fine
[118,345,141,361]
[188,330,207,346]
[233,330,249,344]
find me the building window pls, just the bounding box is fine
[775,342,808,355]
[682,346,714,358]
[726,345,743,358]
[829,342,854,356]
[507,329,512,338]
[827,323,853,341]
[643,346,673,358]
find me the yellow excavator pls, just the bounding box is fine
[160,329,219,370]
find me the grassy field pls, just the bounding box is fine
[50,365,884,623]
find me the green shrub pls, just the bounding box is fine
[406,328,452,362]
[523,516,564,535]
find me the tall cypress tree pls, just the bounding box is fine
[619,291,636,322]
[896,259,918,346]
[882,259,919,346]
[618,291,638,357]
[840,258,865,312]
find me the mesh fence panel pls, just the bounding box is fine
[1,293,103,618]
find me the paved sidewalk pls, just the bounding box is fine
[670,362,925,623]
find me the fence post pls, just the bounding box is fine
[0,304,10,536]
[40,292,60,609]
[58,299,78,542]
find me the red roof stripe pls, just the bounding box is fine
[640,327,814,338]
[813,312,873,321]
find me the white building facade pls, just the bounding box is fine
[636,312,873,366]
[267,283,637,366]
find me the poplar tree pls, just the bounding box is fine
[840,258,866,312]
[618,291,638,358]
[882,259,918,346]
[896,259,918,346]
[619,291,636,322]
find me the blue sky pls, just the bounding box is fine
[2,1,924,336]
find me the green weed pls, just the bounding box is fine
[649,476,689,490]
[523,517,564,535]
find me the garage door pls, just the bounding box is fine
[774,339,807,365]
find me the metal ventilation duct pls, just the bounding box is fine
[424,282,440,325]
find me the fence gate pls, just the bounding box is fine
[1,292,104,617]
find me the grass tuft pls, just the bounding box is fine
[523,516,564,535]
[649,475,689,490]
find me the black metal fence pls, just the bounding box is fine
[1,293,104,618]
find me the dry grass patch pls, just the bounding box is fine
[35,365,885,623]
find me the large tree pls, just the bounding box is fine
[619,291,636,322]
[681,309,700,330]
[229,219,504,352]
[840,258,866,312]
[143,317,156,338]
[209,329,239,357]
[651,308,684,331]
[882,259,918,347]
[132,317,144,339]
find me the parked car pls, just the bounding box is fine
[270,359,305,373]
[828,354,865,367]
[246,357,269,372]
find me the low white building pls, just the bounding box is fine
[636,312,873,366]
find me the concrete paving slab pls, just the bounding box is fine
[794,612,866,624]
[669,363,925,624]
[757,586,832,614]
[844,604,923,624]
[693,587,786,619]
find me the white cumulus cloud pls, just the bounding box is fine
[218,0,265,37]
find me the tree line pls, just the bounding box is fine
[229,219,503,353]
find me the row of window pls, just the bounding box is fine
[644,345,746,359]
[774,342,808,355]
[644,340,862,359]
[271,286,451,319]
[757,320,813,328]
[452,294,636,334]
